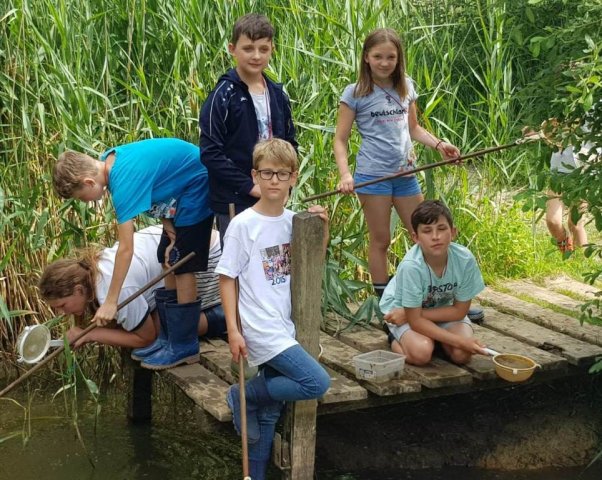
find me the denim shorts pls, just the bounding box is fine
[387,316,473,342]
[354,172,422,197]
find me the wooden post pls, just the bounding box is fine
[280,212,325,480]
[123,350,153,423]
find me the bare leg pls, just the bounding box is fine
[394,330,435,366]
[175,272,197,304]
[197,311,208,336]
[357,194,393,284]
[545,194,567,242]
[568,201,588,247]
[392,193,424,237]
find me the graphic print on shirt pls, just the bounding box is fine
[422,281,458,309]
[260,243,291,285]
[146,198,177,219]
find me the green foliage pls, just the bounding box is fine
[0,0,600,339]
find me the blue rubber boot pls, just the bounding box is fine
[140,299,201,370]
[203,305,227,339]
[131,288,177,361]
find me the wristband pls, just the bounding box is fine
[434,140,444,150]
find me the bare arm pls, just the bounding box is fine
[407,103,460,160]
[384,300,470,325]
[333,103,356,193]
[406,306,484,353]
[219,274,247,362]
[93,220,134,325]
[67,315,155,349]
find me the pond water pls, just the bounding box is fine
[1,381,601,480]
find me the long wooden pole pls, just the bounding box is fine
[229,203,251,480]
[301,134,543,203]
[0,251,195,398]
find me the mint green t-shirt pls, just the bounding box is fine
[379,242,484,314]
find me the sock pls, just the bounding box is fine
[373,282,387,299]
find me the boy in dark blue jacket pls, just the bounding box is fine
[200,13,297,241]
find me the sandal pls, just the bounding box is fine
[556,233,574,253]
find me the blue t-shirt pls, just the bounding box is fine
[380,242,484,313]
[101,138,212,226]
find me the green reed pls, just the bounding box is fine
[1,0,599,355]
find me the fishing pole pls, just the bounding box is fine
[301,133,544,203]
[228,203,251,480]
[0,251,195,398]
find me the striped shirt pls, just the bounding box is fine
[196,236,221,310]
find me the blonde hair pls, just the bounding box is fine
[252,138,298,171]
[38,248,102,318]
[53,151,98,199]
[355,28,408,99]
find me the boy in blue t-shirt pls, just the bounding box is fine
[53,138,214,369]
[380,200,486,366]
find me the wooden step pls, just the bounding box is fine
[481,306,602,366]
[163,363,231,422]
[477,287,602,346]
[503,280,583,314]
[319,332,421,396]
[322,322,473,388]
[544,275,600,300]
[199,338,368,405]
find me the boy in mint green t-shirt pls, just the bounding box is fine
[380,200,486,366]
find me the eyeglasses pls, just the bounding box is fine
[256,169,293,181]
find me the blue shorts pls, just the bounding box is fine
[354,172,421,197]
[387,317,473,342]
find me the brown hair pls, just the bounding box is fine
[53,151,98,199]
[253,138,298,171]
[231,13,274,44]
[411,200,454,232]
[38,248,102,318]
[354,28,408,99]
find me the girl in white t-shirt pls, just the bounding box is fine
[333,28,461,298]
[39,226,227,351]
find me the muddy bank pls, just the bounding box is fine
[315,374,602,472]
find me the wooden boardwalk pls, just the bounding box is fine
[162,275,602,422]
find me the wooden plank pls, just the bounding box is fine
[199,338,366,405]
[504,280,583,313]
[467,324,568,380]
[285,213,325,480]
[477,287,602,346]
[544,275,600,300]
[481,307,602,366]
[163,363,231,422]
[319,332,421,395]
[320,366,368,404]
[322,323,473,388]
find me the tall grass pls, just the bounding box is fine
[0,0,598,357]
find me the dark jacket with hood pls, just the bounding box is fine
[199,68,297,214]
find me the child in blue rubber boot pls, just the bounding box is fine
[216,139,330,480]
[53,138,214,369]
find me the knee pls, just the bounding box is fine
[449,348,471,365]
[312,367,331,398]
[404,339,434,366]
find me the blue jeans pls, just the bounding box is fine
[247,344,330,470]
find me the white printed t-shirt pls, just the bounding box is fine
[215,208,298,367]
[96,225,164,331]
